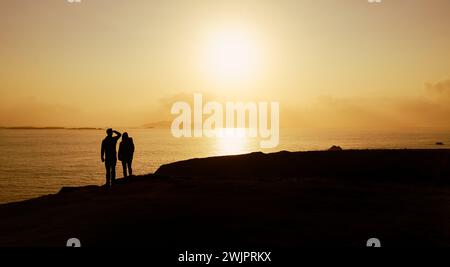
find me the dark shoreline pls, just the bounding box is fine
[0,149,449,247]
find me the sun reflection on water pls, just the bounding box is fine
[214,128,250,155]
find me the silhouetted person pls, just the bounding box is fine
[101,128,121,187]
[118,132,135,179]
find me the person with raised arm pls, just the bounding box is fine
[101,128,121,187]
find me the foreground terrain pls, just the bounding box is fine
[0,149,449,247]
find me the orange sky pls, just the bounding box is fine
[0,0,449,129]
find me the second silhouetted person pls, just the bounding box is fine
[118,132,135,179]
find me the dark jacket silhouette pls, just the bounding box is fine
[118,132,134,178]
[118,134,134,162]
[101,129,121,187]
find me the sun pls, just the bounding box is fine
[202,27,263,85]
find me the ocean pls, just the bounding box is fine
[0,128,448,204]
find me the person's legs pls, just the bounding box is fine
[105,162,111,187]
[122,161,127,178]
[127,159,133,177]
[111,161,116,185]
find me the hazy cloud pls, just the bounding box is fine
[2,80,449,130]
[285,79,450,130]
[0,97,82,127]
[426,78,450,103]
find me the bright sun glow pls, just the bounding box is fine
[215,128,249,155]
[202,27,263,85]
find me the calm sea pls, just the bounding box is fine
[0,128,448,204]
